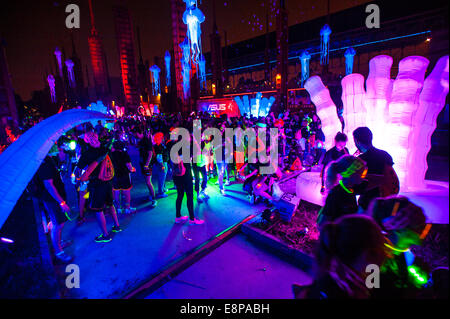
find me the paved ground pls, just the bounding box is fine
[146,234,312,299]
[61,146,299,298]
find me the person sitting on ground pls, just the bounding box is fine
[111,141,136,214]
[293,215,387,299]
[320,132,349,194]
[317,156,368,227]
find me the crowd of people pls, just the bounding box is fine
[10,105,444,298]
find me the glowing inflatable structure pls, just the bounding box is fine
[198,54,206,90]
[304,76,342,150]
[65,59,75,88]
[344,47,356,75]
[0,109,113,229]
[320,24,331,65]
[299,50,311,87]
[298,54,449,223]
[149,65,161,96]
[54,47,63,77]
[164,50,171,87]
[365,55,393,147]
[341,73,367,153]
[182,0,205,64]
[47,74,56,103]
[180,38,191,99]
[234,93,275,118]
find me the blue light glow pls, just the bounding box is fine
[198,54,206,90]
[235,93,274,118]
[149,65,161,95]
[299,50,311,87]
[344,47,356,75]
[165,51,171,87]
[47,75,56,103]
[320,24,331,65]
[182,0,205,65]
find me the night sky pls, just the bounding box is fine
[0,0,371,101]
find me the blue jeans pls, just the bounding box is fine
[216,162,229,190]
[153,162,168,195]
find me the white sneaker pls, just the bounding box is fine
[220,189,226,196]
[225,180,231,186]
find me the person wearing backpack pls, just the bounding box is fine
[78,131,122,243]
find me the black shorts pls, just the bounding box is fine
[88,180,114,211]
[113,174,132,190]
[42,200,69,225]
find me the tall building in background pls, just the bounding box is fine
[88,0,110,101]
[113,5,140,110]
[0,39,18,128]
[276,0,288,113]
[170,0,188,112]
[136,26,150,102]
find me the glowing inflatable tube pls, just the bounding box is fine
[0,109,113,229]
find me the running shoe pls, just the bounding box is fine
[55,251,73,263]
[175,216,189,224]
[189,218,205,225]
[149,199,157,208]
[111,226,123,233]
[220,189,226,196]
[94,234,112,243]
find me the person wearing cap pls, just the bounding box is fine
[111,141,137,214]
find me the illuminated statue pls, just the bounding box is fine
[65,59,75,88]
[305,54,449,191]
[54,47,63,77]
[164,50,171,87]
[299,50,311,87]
[149,65,161,95]
[182,0,205,64]
[320,24,331,65]
[47,74,56,103]
[198,54,206,90]
[344,47,356,75]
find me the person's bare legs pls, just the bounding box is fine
[50,223,64,254]
[113,189,121,210]
[123,189,131,209]
[96,211,109,236]
[107,205,120,227]
[145,175,155,199]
